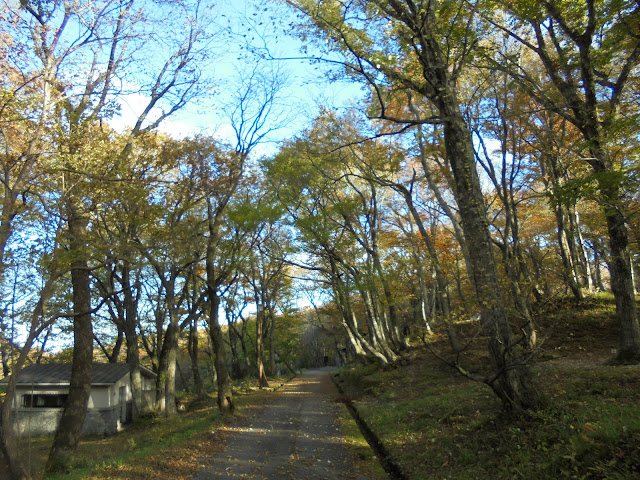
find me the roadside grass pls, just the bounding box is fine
[334,401,388,480]
[333,293,640,480]
[18,376,290,480]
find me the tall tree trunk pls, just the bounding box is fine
[207,293,234,413]
[441,106,539,409]
[176,360,189,394]
[125,329,143,414]
[360,288,397,362]
[155,307,179,418]
[372,249,407,349]
[2,352,31,479]
[228,324,244,379]
[239,322,252,374]
[340,316,368,361]
[590,240,608,292]
[400,193,461,353]
[122,287,143,415]
[117,264,144,415]
[570,207,594,292]
[47,205,93,473]
[2,344,38,479]
[256,303,268,388]
[155,335,169,414]
[205,193,237,413]
[555,203,585,301]
[630,256,637,296]
[368,184,407,349]
[517,5,640,364]
[598,173,640,362]
[164,321,178,417]
[330,258,391,366]
[577,136,640,362]
[205,334,218,387]
[1,340,9,379]
[1,267,60,479]
[188,319,204,397]
[268,309,277,376]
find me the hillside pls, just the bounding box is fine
[333,294,640,479]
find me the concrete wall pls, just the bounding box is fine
[11,406,119,437]
[12,409,61,437]
[83,407,119,436]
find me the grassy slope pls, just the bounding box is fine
[333,294,640,480]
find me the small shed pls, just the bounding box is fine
[6,363,156,437]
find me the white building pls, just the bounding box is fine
[5,363,156,437]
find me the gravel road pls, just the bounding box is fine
[192,368,372,479]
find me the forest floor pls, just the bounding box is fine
[12,293,640,479]
[333,293,640,479]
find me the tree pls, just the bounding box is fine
[266,126,402,367]
[222,281,253,379]
[283,0,541,409]
[240,194,292,386]
[0,259,63,479]
[203,63,287,413]
[467,69,541,348]
[0,0,213,473]
[138,150,206,417]
[92,144,153,415]
[487,0,640,362]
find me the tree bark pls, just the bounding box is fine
[47,204,93,473]
[120,264,144,415]
[256,304,269,388]
[601,180,640,363]
[207,293,234,413]
[441,106,539,409]
[188,319,204,397]
[268,308,277,376]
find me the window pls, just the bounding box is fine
[22,394,69,408]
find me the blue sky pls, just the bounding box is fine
[112,0,364,156]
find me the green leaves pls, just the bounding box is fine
[547,165,637,209]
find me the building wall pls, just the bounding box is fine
[13,385,111,409]
[11,386,67,409]
[90,385,111,408]
[10,372,157,437]
[11,407,119,437]
[12,383,122,437]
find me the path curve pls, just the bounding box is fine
[192,368,371,479]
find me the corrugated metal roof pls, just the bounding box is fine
[7,363,155,385]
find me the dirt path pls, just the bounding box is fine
[192,368,372,480]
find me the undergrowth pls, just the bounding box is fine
[333,294,640,480]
